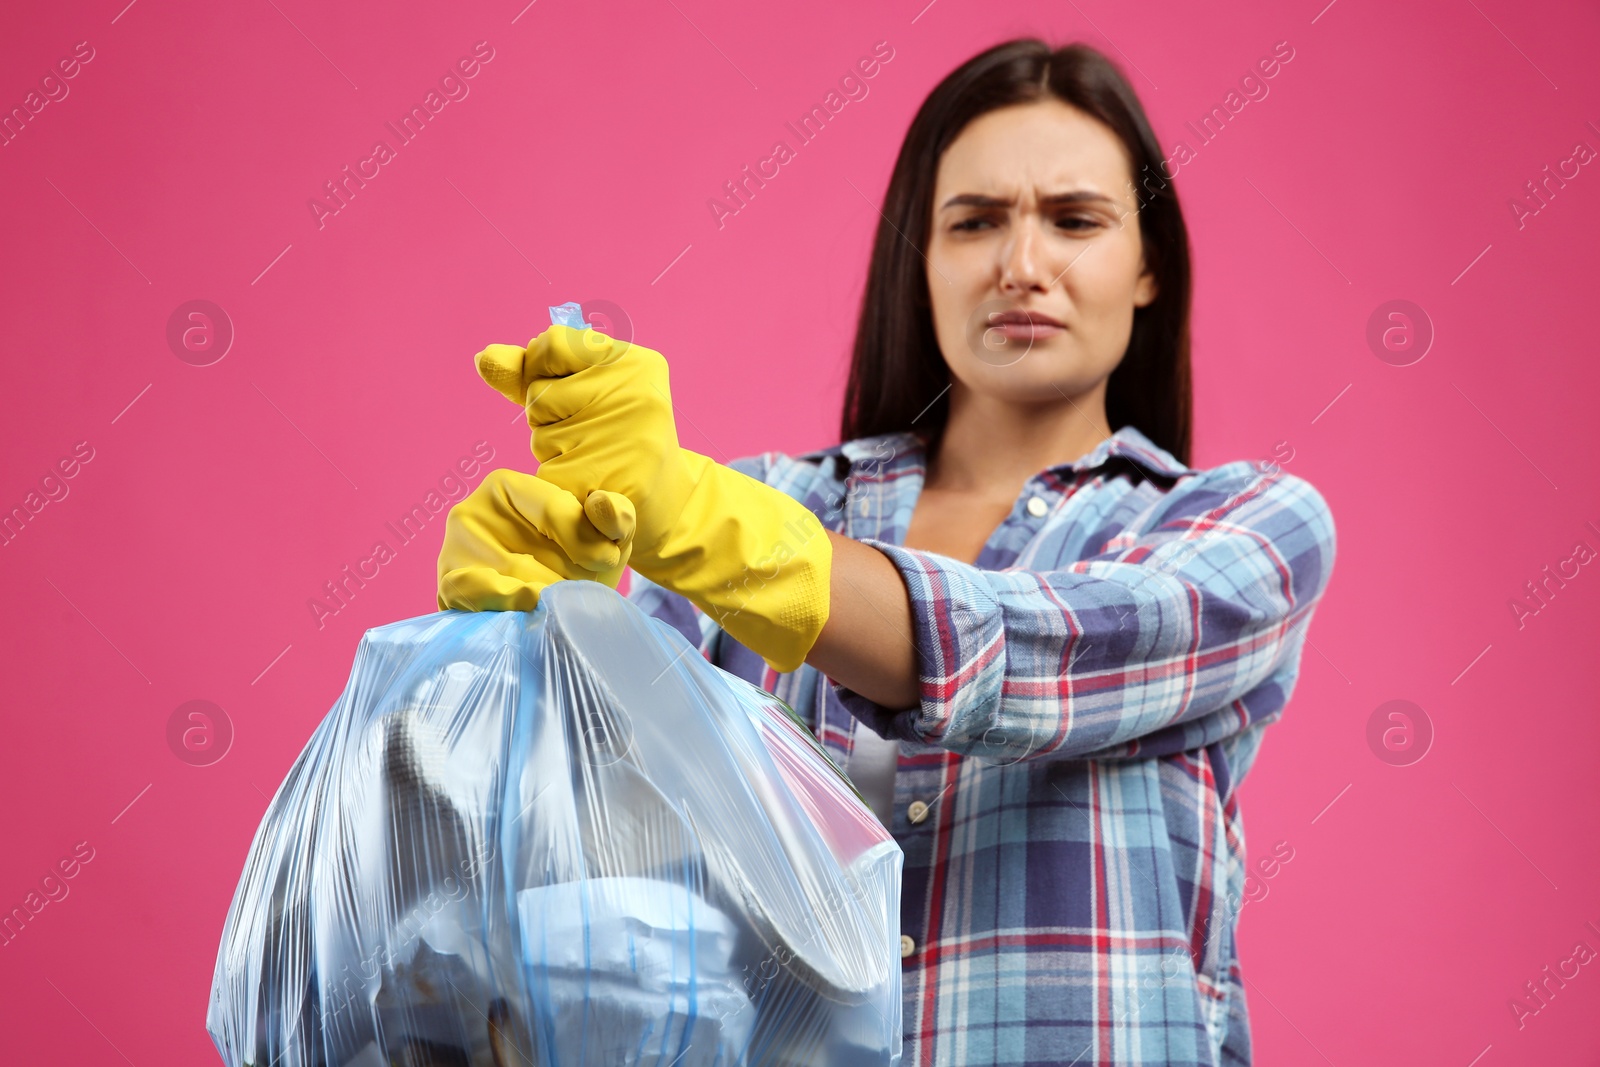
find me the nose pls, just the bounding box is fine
[998,217,1047,295]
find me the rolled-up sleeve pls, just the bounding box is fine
[833,462,1337,763]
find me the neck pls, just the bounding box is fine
[926,382,1114,495]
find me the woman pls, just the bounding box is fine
[439,39,1336,1067]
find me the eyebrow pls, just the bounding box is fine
[939,191,1118,210]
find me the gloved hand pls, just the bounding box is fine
[475,325,831,672]
[437,467,636,612]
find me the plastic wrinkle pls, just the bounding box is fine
[548,302,590,331]
[207,582,903,1067]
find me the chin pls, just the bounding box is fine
[953,348,1116,405]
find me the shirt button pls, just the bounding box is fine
[907,800,930,824]
[900,935,916,958]
[1026,495,1049,518]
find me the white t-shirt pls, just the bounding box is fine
[847,725,899,828]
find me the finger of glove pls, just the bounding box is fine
[522,370,607,427]
[583,490,637,544]
[437,484,625,609]
[475,343,530,405]
[478,327,638,407]
[439,523,609,591]
[526,323,631,378]
[523,366,673,439]
[438,563,552,612]
[441,472,613,574]
[439,487,569,584]
[490,469,625,573]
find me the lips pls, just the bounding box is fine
[987,309,1065,328]
[982,308,1066,348]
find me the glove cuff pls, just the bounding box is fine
[632,458,832,674]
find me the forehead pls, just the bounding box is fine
[934,99,1136,203]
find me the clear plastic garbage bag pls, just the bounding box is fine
[207,581,903,1067]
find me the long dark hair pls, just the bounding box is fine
[839,39,1193,465]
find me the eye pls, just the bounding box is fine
[950,216,994,232]
[1055,214,1102,233]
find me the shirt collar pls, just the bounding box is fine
[1059,424,1191,480]
[819,424,1190,482]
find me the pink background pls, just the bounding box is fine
[3,0,1599,1063]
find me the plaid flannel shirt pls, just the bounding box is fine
[628,425,1337,1067]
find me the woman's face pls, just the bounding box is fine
[925,98,1157,408]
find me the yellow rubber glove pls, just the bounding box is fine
[437,467,636,612]
[475,326,831,672]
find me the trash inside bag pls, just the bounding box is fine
[207,581,903,1067]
